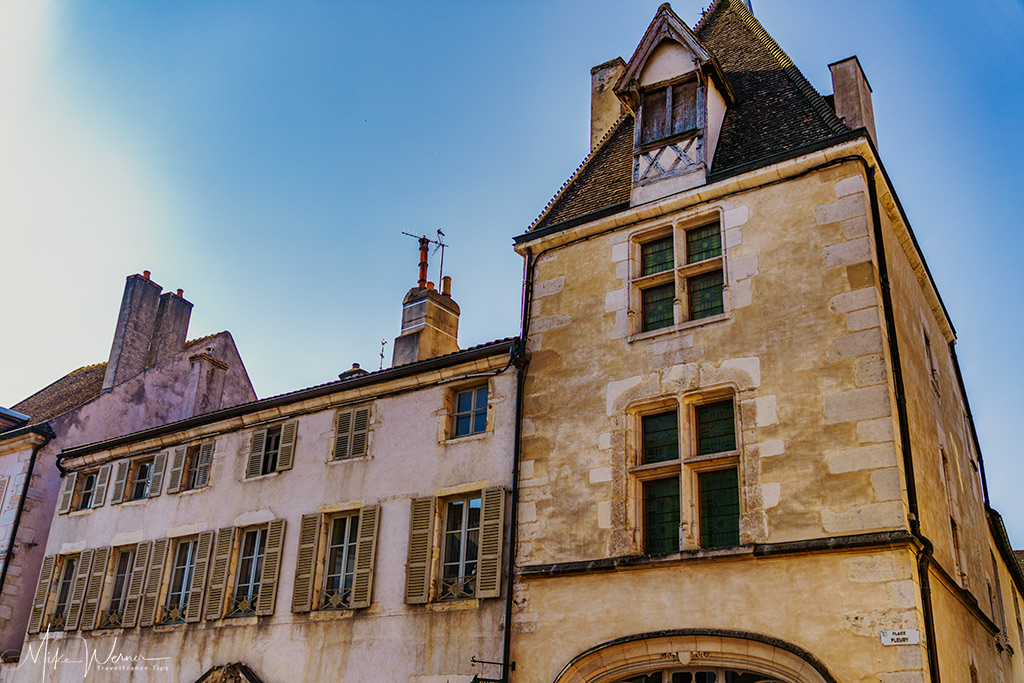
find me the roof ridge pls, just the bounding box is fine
[722,0,847,135]
[185,331,224,348]
[528,113,631,232]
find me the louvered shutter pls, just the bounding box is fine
[80,546,110,631]
[332,410,352,459]
[351,505,380,609]
[247,430,267,479]
[185,532,213,623]
[57,473,77,514]
[122,541,152,628]
[139,538,168,627]
[277,422,297,471]
[405,497,435,604]
[194,442,214,488]
[166,447,187,494]
[109,461,130,505]
[147,452,167,498]
[256,519,285,616]
[205,528,235,621]
[65,549,94,630]
[291,514,321,613]
[0,477,8,510]
[27,555,56,633]
[351,407,370,457]
[476,487,506,599]
[91,465,111,508]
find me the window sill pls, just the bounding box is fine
[119,497,150,507]
[308,608,356,621]
[218,615,258,627]
[628,312,730,343]
[443,431,491,446]
[68,507,95,517]
[176,486,209,496]
[327,454,372,466]
[426,598,481,612]
[683,450,740,466]
[245,471,280,482]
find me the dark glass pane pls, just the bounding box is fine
[672,80,699,134]
[475,387,488,408]
[474,409,487,434]
[696,400,736,454]
[466,529,479,563]
[644,478,680,554]
[642,237,674,276]
[642,412,679,464]
[695,674,717,683]
[468,497,481,524]
[455,414,471,436]
[688,270,724,320]
[672,674,693,683]
[686,224,722,262]
[641,87,669,144]
[446,501,464,532]
[699,468,740,548]
[643,284,675,331]
[456,391,473,412]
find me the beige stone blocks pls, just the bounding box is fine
[822,501,903,533]
[828,328,884,361]
[824,385,891,424]
[816,192,867,225]
[827,443,898,474]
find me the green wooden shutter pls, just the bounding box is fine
[139,538,168,627]
[205,527,235,621]
[351,505,380,609]
[291,514,321,613]
[405,497,435,604]
[277,421,297,472]
[27,555,56,633]
[109,461,130,505]
[91,464,111,508]
[165,447,187,494]
[65,549,94,630]
[476,487,506,599]
[332,410,352,460]
[247,430,266,479]
[57,473,77,514]
[256,519,285,616]
[147,452,167,498]
[351,407,370,457]
[122,541,152,628]
[194,442,214,488]
[80,546,110,631]
[185,531,213,623]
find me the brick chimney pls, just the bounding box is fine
[146,288,193,368]
[590,57,626,151]
[392,238,460,367]
[102,272,163,391]
[830,56,877,146]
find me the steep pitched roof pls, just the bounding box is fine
[528,0,848,234]
[11,334,228,427]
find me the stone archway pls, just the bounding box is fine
[552,630,836,683]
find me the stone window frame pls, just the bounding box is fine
[440,380,494,443]
[627,388,743,554]
[627,212,729,341]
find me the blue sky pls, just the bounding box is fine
[2,1,1023,538]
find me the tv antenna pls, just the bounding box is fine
[401,230,448,286]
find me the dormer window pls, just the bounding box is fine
[640,79,699,146]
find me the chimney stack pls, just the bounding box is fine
[830,56,877,146]
[146,289,193,368]
[590,58,626,151]
[392,246,460,367]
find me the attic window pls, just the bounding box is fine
[640,79,698,146]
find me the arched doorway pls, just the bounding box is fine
[619,669,786,683]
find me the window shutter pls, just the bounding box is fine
[27,555,56,633]
[476,487,506,599]
[247,430,267,479]
[148,452,168,498]
[405,497,435,604]
[291,514,321,613]
[109,461,130,505]
[256,519,285,616]
[57,472,77,514]
[332,410,352,459]
[277,421,297,472]
[122,541,152,628]
[80,546,110,631]
[65,549,94,630]
[351,505,380,609]
[139,538,168,627]
[91,464,112,508]
[205,527,235,621]
[185,531,213,623]
[166,447,187,494]
[0,477,7,510]
[195,442,214,488]
[351,407,370,457]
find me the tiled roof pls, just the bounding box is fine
[1015,550,1024,574]
[530,0,848,233]
[11,333,229,427]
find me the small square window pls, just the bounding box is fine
[641,236,674,275]
[695,399,736,455]
[687,271,724,321]
[642,412,679,464]
[686,223,722,263]
[642,284,675,332]
[262,427,282,475]
[129,459,154,501]
[76,472,98,511]
[640,80,698,146]
[452,386,488,438]
[332,408,370,460]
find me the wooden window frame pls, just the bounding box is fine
[247,423,298,478]
[449,383,490,439]
[292,508,378,613]
[96,546,135,630]
[331,407,371,461]
[638,75,702,150]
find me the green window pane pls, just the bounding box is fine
[641,237,673,276]
[696,400,735,454]
[644,478,680,554]
[643,284,674,331]
[688,270,723,320]
[642,412,678,464]
[687,223,722,263]
[699,468,739,548]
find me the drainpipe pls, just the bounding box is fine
[0,425,54,610]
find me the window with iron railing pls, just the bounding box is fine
[160,539,196,624]
[47,556,78,631]
[438,495,481,601]
[321,516,358,610]
[228,528,266,617]
[98,547,135,629]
